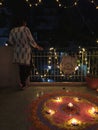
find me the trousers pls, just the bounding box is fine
[19,64,31,86]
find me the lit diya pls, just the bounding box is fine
[30,92,98,130]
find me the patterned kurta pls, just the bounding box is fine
[8,26,37,65]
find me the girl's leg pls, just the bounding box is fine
[19,65,31,88]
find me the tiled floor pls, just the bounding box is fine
[0,84,98,130]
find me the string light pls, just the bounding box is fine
[56,0,78,8]
[25,0,41,7]
[0,0,3,6]
[88,0,98,9]
[24,0,98,9]
[25,0,78,8]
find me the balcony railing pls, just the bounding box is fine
[30,47,98,82]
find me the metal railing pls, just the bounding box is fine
[30,47,98,82]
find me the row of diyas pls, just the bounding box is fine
[53,96,75,108]
[46,106,98,116]
[46,108,81,126]
[53,96,98,114]
[44,96,98,127]
[88,107,98,115]
[54,96,80,103]
[46,107,98,127]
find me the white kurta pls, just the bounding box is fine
[8,26,37,65]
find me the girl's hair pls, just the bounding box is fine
[11,16,27,28]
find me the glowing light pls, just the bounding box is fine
[54,97,62,102]
[35,3,38,6]
[70,118,81,126]
[29,4,32,7]
[96,40,98,43]
[68,103,73,108]
[59,4,61,7]
[75,66,79,70]
[91,0,94,3]
[36,72,38,75]
[78,64,80,66]
[82,48,85,52]
[49,57,51,59]
[48,61,51,64]
[55,56,57,59]
[74,97,80,102]
[41,75,43,78]
[68,118,81,126]
[88,107,96,115]
[79,51,82,53]
[48,66,52,69]
[47,109,55,115]
[0,2,2,6]
[74,2,77,6]
[36,93,39,97]
[5,43,8,46]
[96,6,98,9]
[57,65,60,68]
[49,47,54,50]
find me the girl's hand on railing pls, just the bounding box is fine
[37,45,44,51]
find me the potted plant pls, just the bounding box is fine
[85,74,98,89]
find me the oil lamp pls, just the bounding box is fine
[68,118,81,126]
[68,102,73,108]
[46,109,55,115]
[54,97,62,102]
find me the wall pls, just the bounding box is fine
[0,46,19,88]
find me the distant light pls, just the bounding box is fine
[49,47,54,50]
[96,40,98,43]
[74,2,77,6]
[75,66,79,71]
[48,66,51,69]
[59,4,61,7]
[29,4,32,7]
[0,2,2,6]
[35,3,38,6]
[82,48,85,52]
[96,6,98,9]
[47,79,54,82]
[91,0,94,3]
[5,43,8,46]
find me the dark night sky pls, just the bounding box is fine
[1,0,98,47]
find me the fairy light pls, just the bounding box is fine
[82,48,85,52]
[25,0,41,7]
[29,4,32,7]
[56,0,79,8]
[74,2,77,6]
[24,0,80,8]
[89,0,98,9]
[96,6,98,9]
[91,0,94,3]
[96,40,98,43]
[0,0,3,6]
[24,0,98,9]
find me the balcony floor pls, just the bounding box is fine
[0,84,98,130]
